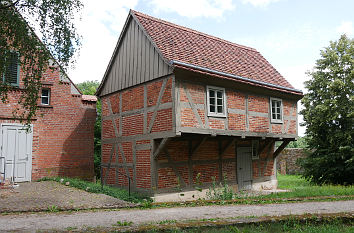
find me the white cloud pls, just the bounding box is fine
[241,0,281,7]
[68,0,138,84]
[148,0,235,18]
[336,21,353,36]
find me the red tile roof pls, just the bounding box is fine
[132,10,298,92]
[82,95,97,102]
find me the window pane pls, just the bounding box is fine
[210,105,215,113]
[42,89,49,97]
[210,97,215,105]
[216,91,222,98]
[41,97,49,105]
[217,106,223,113]
[209,90,215,97]
[217,98,222,105]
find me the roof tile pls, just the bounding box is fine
[132,10,295,90]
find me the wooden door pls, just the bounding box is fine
[237,147,252,190]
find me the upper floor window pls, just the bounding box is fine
[2,51,19,86]
[41,89,50,105]
[207,86,226,117]
[270,97,283,123]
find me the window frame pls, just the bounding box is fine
[270,97,283,123]
[206,85,227,117]
[41,89,51,106]
[2,51,20,86]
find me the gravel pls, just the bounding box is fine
[0,181,135,212]
[0,200,353,232]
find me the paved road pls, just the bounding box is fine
[0,200,353,232]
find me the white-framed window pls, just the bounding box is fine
[270,97,283,123]
[207,86,226,117]
[41,89,50,105]
[252,140,259,160]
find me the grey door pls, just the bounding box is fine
[0,124,33,182]
[237,147,252,190]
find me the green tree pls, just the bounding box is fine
[0,0,82,124]
[300,35,354,185]
[77,80,101,179]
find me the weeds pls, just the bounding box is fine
[47,205,59,212]
[113,220,133,226]
[206,175,234,200]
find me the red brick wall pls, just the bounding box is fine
[101,76,174,190]
[156,139,238,190]
[0,67,96,181]
[178,80,298,136]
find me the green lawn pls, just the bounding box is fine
[267,174,354,198]
[144,218,354,233]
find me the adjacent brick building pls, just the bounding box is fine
[0,56,97,182]
[97,10,303,194]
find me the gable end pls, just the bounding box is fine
[98,14,173,97]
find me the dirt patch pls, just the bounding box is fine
[0,181,136,212]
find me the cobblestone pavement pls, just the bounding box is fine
[0,181,135,212]
[0,200,353,232]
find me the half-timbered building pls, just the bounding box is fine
[97,10,303,195]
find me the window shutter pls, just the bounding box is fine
[4,52,19,85]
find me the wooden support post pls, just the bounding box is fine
[273,139,292,158]
[258,139,275,157]
[153,137,170,160]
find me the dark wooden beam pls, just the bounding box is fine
[191,135,208,156]
[258,139,275,157]
[220,138,237,157]
[273,139,292,158]
[153,138,170,160]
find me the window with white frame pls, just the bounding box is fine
[207,86,226,117]
[41,89,50,105]
[270,97,283,123]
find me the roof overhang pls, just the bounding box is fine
[171,60,304,98]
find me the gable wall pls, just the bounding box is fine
[99,17,172,97]
[175,78,298,138]
[100,75,176,193]
[0,66,96,180]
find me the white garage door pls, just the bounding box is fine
[0,124,33,182]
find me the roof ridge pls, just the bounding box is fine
[131,10,257,52]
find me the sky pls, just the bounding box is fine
[68,0,354,136]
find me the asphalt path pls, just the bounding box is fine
[0,200,353,232]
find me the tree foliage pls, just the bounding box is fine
[77,80,101,178]
[300,35,354,185]
[0,0,82,124]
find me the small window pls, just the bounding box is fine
[252,140,259,160]
[41,89,50,105]
[2,51,19,86]
[207,86,226,117]
[270,97,283,123]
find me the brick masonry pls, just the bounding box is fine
[100,76,298,194]
[0,66,96,181]
[277,148,307,175]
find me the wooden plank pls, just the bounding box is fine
[122,28,127,90]
[273,139,292,158]
[132,20,138,86]
[153,137,170,160]
[137,27,142,85]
